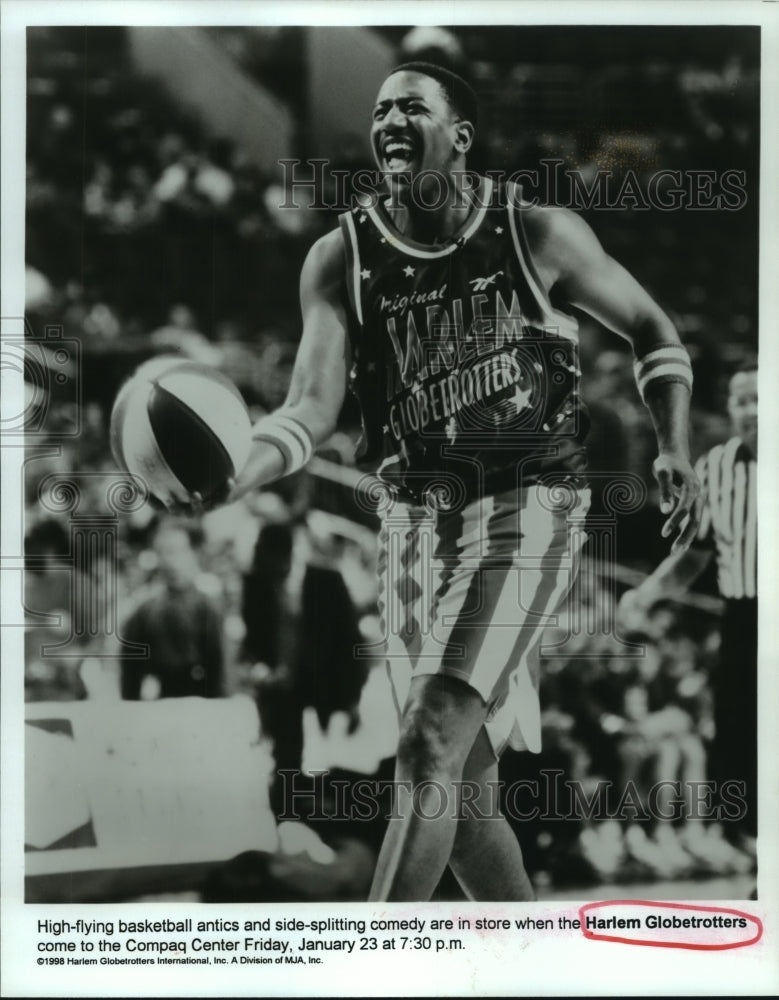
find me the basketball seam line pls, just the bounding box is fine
[149,384,236,489]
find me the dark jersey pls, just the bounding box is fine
[338,177,588,505]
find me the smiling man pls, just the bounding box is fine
[229,63,699,901]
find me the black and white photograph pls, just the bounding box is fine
[2,1,778,996]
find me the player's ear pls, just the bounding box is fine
[454,120,474,155]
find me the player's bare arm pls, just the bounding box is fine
[618,544,713,624]
[228,230,351,502]
[523,202,700,551]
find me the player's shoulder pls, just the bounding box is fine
[506,182,598,261]
[305,227,346,270]
[301,228,347,293]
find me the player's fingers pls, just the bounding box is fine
[212,477,236,508]
[147,494,171,514]
[226,480,245,504]
[661,487,694,538]
[191,491,205,516]
[160,493,189,515]
[654,464,675,515]
[227,470,254,504]
[660,464,699,537]
[671,511,698,553]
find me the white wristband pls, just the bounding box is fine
[633,345,693,403]
[251,412,315,475]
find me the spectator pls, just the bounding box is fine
[241,476,368,815]
[120,521,226,700]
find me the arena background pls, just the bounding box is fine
[20,22,760,903]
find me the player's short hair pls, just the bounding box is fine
[387,61,479,126]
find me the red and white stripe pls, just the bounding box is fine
[379,484,591,756]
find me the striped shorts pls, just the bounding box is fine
[377,483,591,757]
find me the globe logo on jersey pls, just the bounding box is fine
[452,343,546,439]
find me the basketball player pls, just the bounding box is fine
[228,63,699,901]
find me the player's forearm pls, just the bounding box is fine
[633,546,712,604]
[643,380,692,458]
[276,393,340,447]
[629,313,693,456]
[229,396,338,500]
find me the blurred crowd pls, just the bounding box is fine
[21,25,758,897]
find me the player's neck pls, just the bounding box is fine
[387,178,477,245]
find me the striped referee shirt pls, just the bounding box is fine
[694,436,756,600]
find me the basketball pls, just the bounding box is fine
[110,357,252,507]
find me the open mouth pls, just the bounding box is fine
[382,138,417,173]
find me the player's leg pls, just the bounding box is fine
[368,672,489,901]
[444,483,591,900]
[370,494,522,902]
[448,726,536,901]
[372,485,588,901]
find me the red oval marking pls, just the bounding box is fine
[577,899,762,951]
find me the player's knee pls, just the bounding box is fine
[396,703,469,782]
[396,710,458,781]
[396,676,485,781]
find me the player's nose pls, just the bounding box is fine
[384,103,408,128]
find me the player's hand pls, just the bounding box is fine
[652,451,700,552]
[226,440,286,504]
[148,480,234,518]
[617,586,656,631]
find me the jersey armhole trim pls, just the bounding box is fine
[507,186,578,342]
[339,212,364,325]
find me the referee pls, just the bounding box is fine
[621,364,757,849]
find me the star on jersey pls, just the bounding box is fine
[361,269,371,280]
[403,265,415,278]
[495,226,504,234]
[513,384,532,413]
[359,214,367,223]
[367,361,377,372]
